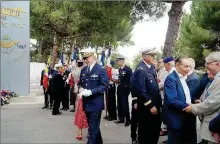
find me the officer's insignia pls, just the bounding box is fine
[150,80,153,83]
[122,71,126,75]
[82,74,85,76]
[137,67,143,70]
[90,74,98,78]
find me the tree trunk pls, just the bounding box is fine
[50,35,60,68]
[163,1,185,58]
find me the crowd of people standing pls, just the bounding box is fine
[40,48,220,144]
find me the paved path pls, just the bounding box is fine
[1,95,168,143]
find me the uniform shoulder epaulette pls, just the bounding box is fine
[137,67,143,70]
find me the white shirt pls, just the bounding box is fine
[176,70,191,104]
[143,60,151,68]
[89,61,96,72]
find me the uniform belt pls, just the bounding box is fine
[132,97,137,100]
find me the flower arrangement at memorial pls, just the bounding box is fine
[1,90,18,105]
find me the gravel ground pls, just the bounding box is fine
[1,100,167,144]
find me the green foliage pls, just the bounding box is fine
[30,1,167,62]
[133,54,142,69]
[176,1,220,68]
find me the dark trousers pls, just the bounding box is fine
[131,106,138,141]
[117,87,130,122]
[52,93,62,114]
[138,108,161,144]
[49,91,54,107]
[168,114,197,144]
[70,87,77,110]
[62,87,69,109]
[86,111,103,144]
[107,84,117,118]
[168,128,197,144]
[43,87,49,107]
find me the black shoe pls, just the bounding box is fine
[52,112,60,115]
[70,109,75,112]
[132,140,138,144]
[114,120,125,123]
[108,117,117,121]
[124,121,131,127]
[42,106,47,109]
[52,111,62,115]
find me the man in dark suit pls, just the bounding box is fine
[186,58,201,143]
[114,56,132,127]
[131,49,162,144]
[163,56,195,144]
[52,63,65,115]
[79,48,108,144]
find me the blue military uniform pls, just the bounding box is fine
[79,49,108,144]
[115,57,132,126]
[131,50,162,144]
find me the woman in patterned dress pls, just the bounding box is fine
[74,93,88,140]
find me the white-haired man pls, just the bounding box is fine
[159,57,175,138]
[184,52,220,144]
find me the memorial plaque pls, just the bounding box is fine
[1,1,30,96]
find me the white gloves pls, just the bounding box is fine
[65,79,69,84]
[79,87,84,93]
[49,74,52,79]
[81,89,92,97]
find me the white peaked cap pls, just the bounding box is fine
[55,63,63,68]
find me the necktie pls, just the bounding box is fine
[87,66,90,74]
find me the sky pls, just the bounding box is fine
[118,2,192,60]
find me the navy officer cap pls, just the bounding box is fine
[116,56,125,61]
[163,57,174,63]
[141,49,156,56]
